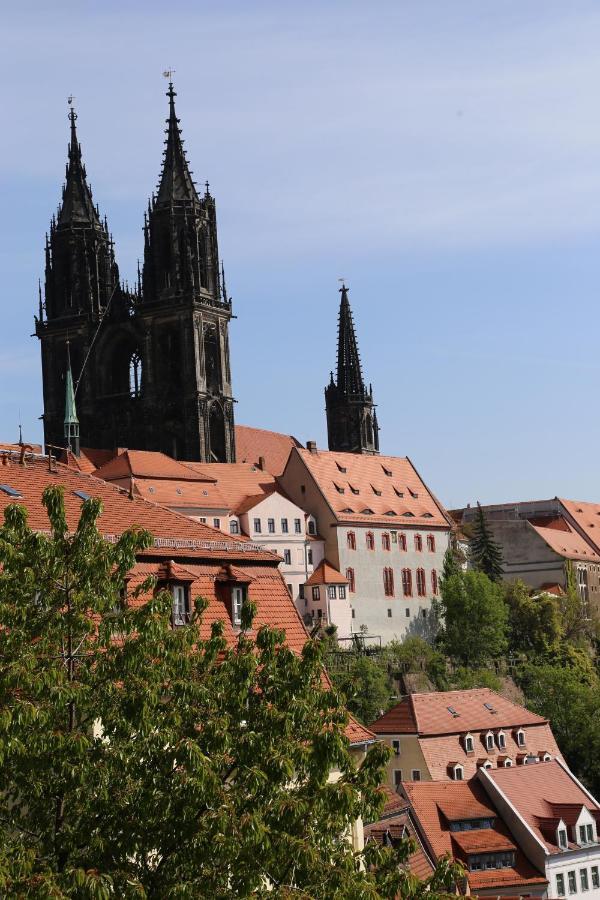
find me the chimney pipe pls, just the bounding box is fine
[258,455,266,471]
[306,440,317,453]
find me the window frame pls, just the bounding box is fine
[414,534,423,552]
[568,871,577,895]
[346,567,355,593]
[231,585,245,627]
[229,519,239,534]
[402,568,413,597]
[267,518,275,534]
[171,583,190,627]
[411,769,421,781]
[581,868,589,892]
[426,534,436,552]
[347,531,356,550]
[556,873,566,897]
[382,532,391,551]
[253,517,262,534]
[392,739,401,756]
[366,531,375,551]
[383,567,395,597]
[416,567,426,597]
[281,518,289,534]
[338,585,346,599]
[294,518,302,534]
[283,549,292,565]
[312,586,320,601]
[327,585,337,600]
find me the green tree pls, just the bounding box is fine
[469,503,504,582]
[441,541,463,584]
[504,580,563,656]
[331,654,394,726]
[0,487,462,898]
[439,571,508,667]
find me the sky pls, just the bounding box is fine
[2,0,600,507]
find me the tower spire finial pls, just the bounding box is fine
[64,340,80,456]
[156,72,199,205]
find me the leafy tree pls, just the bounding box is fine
[439,571,508,667]
[441,541,463,584]
[469,503,504,582]
[385,637,448,691]
[0,487,461,898]
[332,654,394,726]
[447,667,502,692]
[504,580,563,656]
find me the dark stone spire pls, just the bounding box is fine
[156,82,200,205]
[325,283,379,455]
[336,283,365,396]
[58,104,101,228]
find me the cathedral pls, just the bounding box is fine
[36,82,236,462]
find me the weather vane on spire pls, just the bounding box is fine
[67,95,77,122]
[338,277,347,291]
[162,68,176,81]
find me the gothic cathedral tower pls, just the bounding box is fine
[325,284,379,454]
[36,83,236,462]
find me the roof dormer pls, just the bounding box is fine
[484,730,495,752]
[557,820,569,851]
[477,759,493,771]
[448,762,464,781]
[514,727,526,748]
[497,755,513,768]
[463,733,475,754]
[496,730,506,750]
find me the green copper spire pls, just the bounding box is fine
[64,342,80,456]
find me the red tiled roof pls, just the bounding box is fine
[345,716,377,746]
[364,791,435,880]
[560,498,600,555]
[235,425,303,477]
[131,478,228,511]
[372,689,547,737]
[528,518,600,562]
[484,759,600,853]
[95,449,216,483]
[295,448,450,528]
[305,559,348,586]
[181,462,277,514]
[403,780,547,892]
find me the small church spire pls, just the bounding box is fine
[58,98,101,228]
[156,78,200,205]
[64,342,80,456]
[325,282,379,455]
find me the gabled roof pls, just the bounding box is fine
[528,518,600,562]
[371,689,547,736]
[235,425,303,477]
[305,559,348,586]
[483,759,600,853]
[95,449,216,483]
[182,462,278,514]
[131,478,228,511]
[294,448,449,528]
[560,498,600,555]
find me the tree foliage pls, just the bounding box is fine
[504,580,563,655]
[469,504,504,582]
[331,655,393,726]
[438,571,508,667]
[0,487,463,898]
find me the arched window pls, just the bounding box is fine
[383,567,394,597]
[431,569,438,596]
[366,415,373,445]
[402,569,412,597]
[209,403,226,462]
[366,531,375,551]
[346,567,355,593]
[414,534,423,552]
[416,568,426,597]
[347,531,356,550]
[129,351,142,398]
[427,534,435,552]
[382,533,391,551]
[399,533,407,551]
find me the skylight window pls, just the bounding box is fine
[394,488,404,498]
[361,508,374,515]
[349,485,360,495]
[73,490,91,501]
[385,510,397,516]
[0,484,22,498]
[402,512,415,517]
[336,462,347,473]
[371,486,382,496]
[333,483,345,494]
[341,507,354,514]
[422,512,433,518]
[484,702,496,713]
[447,706,460,718]
[409,489,419,499]
[382,466,393,477]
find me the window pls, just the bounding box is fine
[497,731,506,750]
[426,534,435,552]
[232,586,244,626]
[307,520,316,535]
[591,867,599,889]
[586,824,594,843]
[307,549,313,565]
[294,518,301,533]
[213,518,221,529]
[464,734,474,753]
[366,531,375,550]
[411,770,421,781]
[283,549,291,565]
[129,351,142,398]
[452,765,464,781]
[399,533,407,551]
[287,583,293,596]
[299,584,305,600]
[346,568,356,593]
[485,732,494,751]
[406,608,410,617]
[559,829,568,849]
[416,568,426,597]
[568,871,577,894]
[171,584,190,627]
[556,874,566,897]
[516,729,525,747]
[73,489,91,501]
[312,586,320,601]
[431,569,438,595]
[469,851,516,871]
[402,569,412,597]
[199,517,207,524]
[229,519,239,534]
[268,518,275,533]
[580,826,587,845]
[382,533,391,551]
[347,531,356,550]
[386,608,392,617]
[383,567,395,597]
[581,869,589,892]
[253,518,262,533]
[328,585,337,600]
[338,585,346,599]
[281,518,289,534]
[414,534,423,552]
[352,609,355,618]
[392,739,401,756]
[393,769,402,787]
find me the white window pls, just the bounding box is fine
[581,869,589,892]
[307,519,316,535]
[294,518,302,533]
[229,519,239,534]
[172,584,189,626]
[283,549,291,565]
[253,518,261,533]
[327,586,336,599]
[411,769,421,781]
[213,518,221,529]
[464,733,474,753]
[232,587,244,626]
[568,871,577,894]
[392,739,401,756]
[502,757,513,768]
[516,728,526,747]
[586,824,594,843]
[452,764,464,781]
[338,585,346,599]
[559,828,568,849]
[557,874,566,897]
[497,731,506,750]
[281,518,289,533]
[267,518,275,533]
[591,867,599,889]
[485,731,494,751]
[312,586,320,601]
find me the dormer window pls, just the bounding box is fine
[516,729,526,747]
[497,731,506,750]
[500,757,513,768]
[464,733,475,754]
[171,584,190,627]
[307,519,316,535]
[558,827,568,850]
[450,763,464,781]
[485,731,495,752]
[229,519,239,534]
[231,586,245,627]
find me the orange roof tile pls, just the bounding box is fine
[305,559,348,586]
[484,759,600,853]
[560,498,600,555]
[181,462,277,514]
[132,478,228,511]
[528,519,600,562]
[295,449,450,528]
[235,425,303,477]
[95,449,216,483]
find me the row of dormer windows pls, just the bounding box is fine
[170,583,246,628]
[463,729,526,754]
[347,531,437,552]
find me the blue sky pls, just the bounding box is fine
[2,1,600,507]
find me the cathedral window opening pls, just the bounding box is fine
[346,568,355,593]
[129,352,142,398]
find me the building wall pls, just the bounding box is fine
[380,734,429,788]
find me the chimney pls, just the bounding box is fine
[306,440,317,453]
[258,455,266,471]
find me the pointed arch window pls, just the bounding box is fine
[382,533,391,551]
[416,568,426,597]
[346,567,356,593]
[347,531,356,550]
[383,567,395,597]
[402,569,412,597]
[399,533,407,552]
[365,531,375,551]
[414,534,423,552]
[129,351,142,398]
[431,569,439,596]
